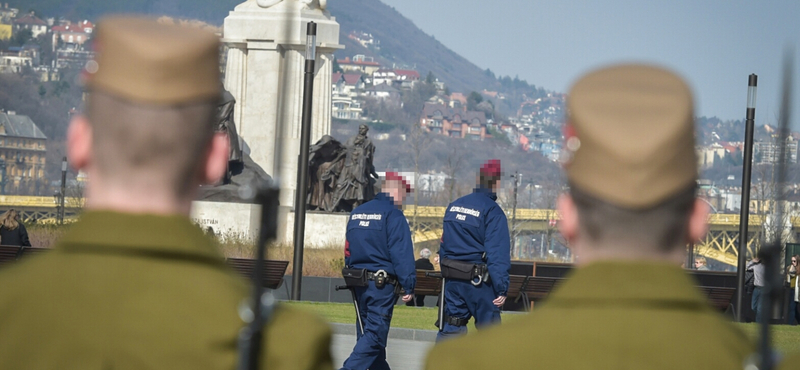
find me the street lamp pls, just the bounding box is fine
[510,171,521,258]
[0,157,7,195]
[53,190,61,223]
[56,157,66,224]
[735,74,757,322]
[291,21,317,301]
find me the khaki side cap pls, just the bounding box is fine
[566,64,697,209]
[86,16,221,105]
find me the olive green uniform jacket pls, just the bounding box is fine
[0,212,333,370]
[426,262,754,370]
[779,353,800,369]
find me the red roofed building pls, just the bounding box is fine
[371,68,420,89]
[393,69,419,89]
[52,20,94,49]
[333,73,365,98]
[338,55,381,74]
[420,103,488,141]
[449,93,467,109]
[13,12,47,38]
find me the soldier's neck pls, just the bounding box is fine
[573,240,686,267]
[82,176,194,217]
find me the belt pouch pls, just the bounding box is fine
[342,268,368,287]
[440,258,476,281]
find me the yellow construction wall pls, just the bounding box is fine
[0,25,11,40]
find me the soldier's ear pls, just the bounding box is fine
[200,132,230,185]
[687,198,709,243]
[67,115,92,172]
[556,194,578,243]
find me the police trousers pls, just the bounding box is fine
[341,280,396,370]
[436,279,501,342]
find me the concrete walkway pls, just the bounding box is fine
[331,324,436,370]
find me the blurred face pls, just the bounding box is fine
[695,259,704,267]
[385,180,407,206]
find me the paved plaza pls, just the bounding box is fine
[332,333,434,370]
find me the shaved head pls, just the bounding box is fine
[85,92,217,197]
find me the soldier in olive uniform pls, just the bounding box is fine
[780,353,800,369]
[425,64,754,369]
[0,17,332,370]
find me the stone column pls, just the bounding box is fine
[223,0,342,207]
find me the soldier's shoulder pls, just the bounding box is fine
[0,251,60,293]
[270,304,331,333]
[778,353,800,370]
[264,305,333,369]
[426,317,536,369]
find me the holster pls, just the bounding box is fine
[440,258,488,283]
[342,268,368,287]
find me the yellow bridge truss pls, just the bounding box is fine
[0,196,791,267]
[402,206,795,267]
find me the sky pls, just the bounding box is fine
[381,0,800,126]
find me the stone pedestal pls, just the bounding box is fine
[223,0,342,208]
[191,201,262,241]
[278,209,348,247]
[190,201,348,247]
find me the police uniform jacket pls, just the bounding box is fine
[345,193,416,294]
[0,211,333,370]
[425,262,754,370]
[440,187,510,296]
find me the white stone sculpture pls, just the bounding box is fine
[256,0,327,10]
[218,0,342,243]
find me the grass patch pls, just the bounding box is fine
[737,323,800,354]
[283,301,525,332]
[284,301,800,353]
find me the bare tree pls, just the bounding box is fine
[407,122,432,244]
[443,145,464,204]
[751,163,795,261]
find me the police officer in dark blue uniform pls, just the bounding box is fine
[437,159,510,341]
[341,172,416,370]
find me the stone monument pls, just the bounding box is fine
[223,0,341,207]
[191,0,345,244]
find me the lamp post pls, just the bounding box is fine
[735,74,757,322]
[53,190,60,222]
[290,22,317,301]
[510,172,521,258]
[0,157,6,195]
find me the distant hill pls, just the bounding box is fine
[10,0,541,100]
[328,0,501,95]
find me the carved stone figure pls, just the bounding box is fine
[331,125,379,212]
[307,135,345,211]
[216,90,244,183]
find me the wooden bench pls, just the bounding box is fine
[697,286,736,313]
[401,272,528,308]
[0,245,24,267]
[225,258,289,290]
[506,274,527,302]
[410,270,442,296]
[517,276,565,310]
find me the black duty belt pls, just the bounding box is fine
[445,315,469,327]
[367,271,397,285]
